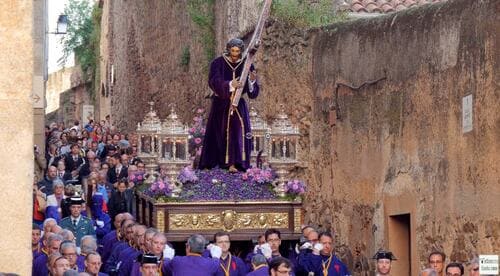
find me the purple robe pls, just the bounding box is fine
[246,265,269,276]
[297,252,349,276]
[91,194,112,245]
[77,255,85,272]
[104,241,128,273]
[100,230,118,264]
[215,254,248,276]
[117,247,140,276]
[162,255,222,276]
[32,252,48,276]
[199,56,259,171]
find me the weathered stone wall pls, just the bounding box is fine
[105,0,215,131]
[311,0,500,273]
[0,0,35,274]
[46,67,75,114]
[46,67,93,127]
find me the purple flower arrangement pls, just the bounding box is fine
[179,168,276,201]
[242,167,275,184]
[143,166,305,202]
[128,171,145,185]
[188,108,206,159]
[145,178,175,198]
[177,166,199,184]
[284,179,306,196]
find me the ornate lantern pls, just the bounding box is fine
[158,106,190,197]
[249,106,270,167]
[136,102,162,172]
[268,105,300,197]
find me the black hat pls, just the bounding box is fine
[373,250,397,261]
[106,145,117,151]
[69,197,85,206]
[141,254,159,265]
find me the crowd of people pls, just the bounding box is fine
[30,119,481,276]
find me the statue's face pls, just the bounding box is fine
[229,46,241,62]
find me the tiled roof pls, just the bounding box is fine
[339,0,447,14]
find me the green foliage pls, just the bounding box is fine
[271,0,346,28]
[187,0,215,70]
[180,46,191,67]
[60,0,102,100]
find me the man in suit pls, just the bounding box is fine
[56,160,73,184]
[107,153,128,184]
[64,143,86,180]
[59,197,96,246]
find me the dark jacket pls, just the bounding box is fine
[107,165,128,184]
[107,189,134,221]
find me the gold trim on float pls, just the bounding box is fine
[168,210,289,232]
[157,210,165,232]
[294,208,302,233]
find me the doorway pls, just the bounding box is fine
[388,213,411,275]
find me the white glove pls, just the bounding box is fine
[312,243,323,255]
[96,220,104,228]
[206,243,214,250]
[253,244,260,254]
[163,245,175,260]
[300,242,313,250]
[210,245,222,259]
[260,243,272,259]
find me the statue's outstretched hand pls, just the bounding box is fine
[249,70,257,82]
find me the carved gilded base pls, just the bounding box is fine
[136,192,303,241]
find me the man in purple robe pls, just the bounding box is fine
[162,234,222,275]
[202,232,248,276]
[199,38,259,173]
[104,219,135,273]
[32,233,63,276]
[100,213,132,264]
[297,232,350,276]
[117,224,146,276]
[247,254,269,276]
[91,194,111,245]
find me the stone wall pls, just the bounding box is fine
[311,0,500,273]
[104,0,215,131]
[46,67,75,114]
[0,0,35,274]
[46,67,93,127]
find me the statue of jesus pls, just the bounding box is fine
[198,38,259,172]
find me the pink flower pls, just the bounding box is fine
[158,182,165,190]
[241,173,248,180]
[137,175,143,181]
[193,117,200,122]
[194,137,202,144]
[190,127,196,133]
[197,108,204,113]
[201,128,206,135]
